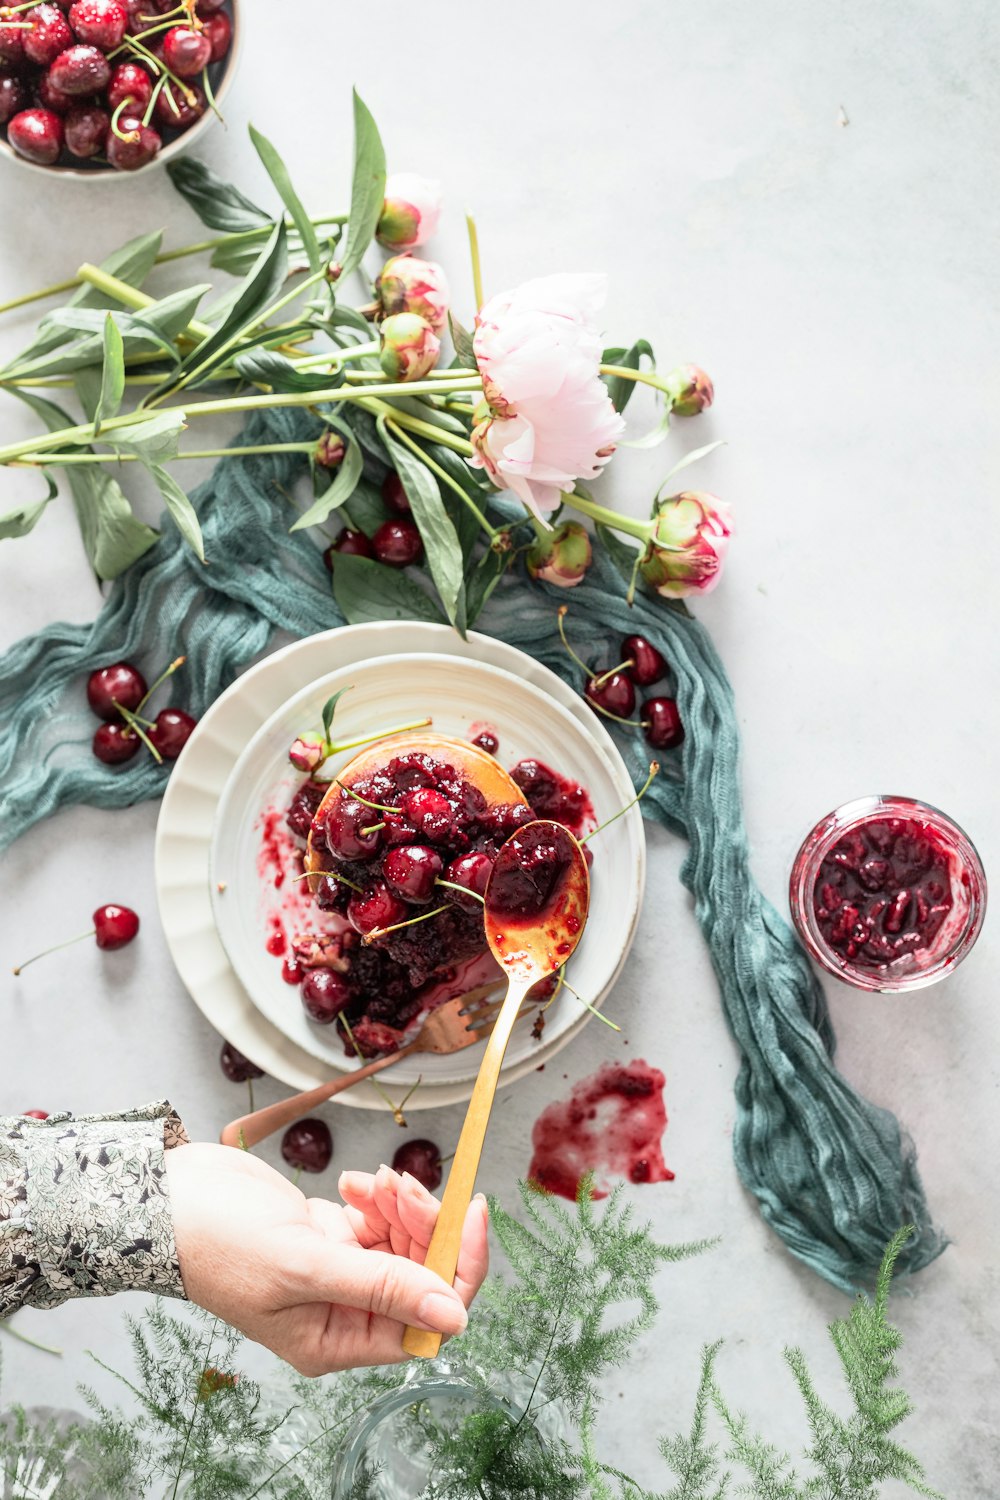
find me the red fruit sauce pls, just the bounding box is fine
[528,1059,674,1200]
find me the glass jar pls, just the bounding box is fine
[789,795,986,992]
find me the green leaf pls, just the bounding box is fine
[448,312,477,369]
[289,425,362,530]
[233,349,346,395]
[332,553,446,626]
[658,439,726,490]
[321,686,352,742]
[7,286,212,380]
[0,473,58,539]
[74,367,103,423]
[249,123,322,274]
[425,442,490,561]
[166,157,272,234]
[602,339,655,414]
[378,417,465,632]
[105,410,187,465]
[464,545,510,625]
[149,463,205,562]
[340,477,388,536]
[93,314,125,437]
[339,90,386,278]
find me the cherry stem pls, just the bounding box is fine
[0,1322,63,1357]
[136,655,186,714]
[435,879,485,904]
[13,929,95,976]
[327,716,432,755]
[591,658,634,690]
[334,780,396,814]
[359,822,385,837]
[292,1167,302,1187]
[143,72,172,128]
[110,97,140,144]
[362,905,448,945]
[246,1077,255,1115]
[556,606,594,677]
[560,975,621,1032]
[585,698,644,728]
[581,762,660,843]
[116,704,164,763]
[291,869,363,894]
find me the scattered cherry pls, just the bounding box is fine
[347,881,409,936]
[381,472,410,514]
[324,795,384,862]
[86,660,147,719]
[372,518,423,568]
[441,851,493,912]
[12,903,139,975]
[64,103,108,156]
[642,697,684,750]
[7,107,64,164]
[392,1138,442,1191]
[584,670,636,720]
[281,1118,333,1174]
[148,707,196,760]
[383,844,443,904]
[105,113,160,170]
[324,528,374,570]
[622,635,668,687]
[107,59,152,111]
[219,1041,264,1083]
[301,967,351,1024]
[161,23,210,76]
[93,720,140,764]
[68,0,127,49]
[48,43,111,95]
[22,1109,49,1120]
[22,5,73,67]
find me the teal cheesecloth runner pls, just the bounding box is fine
[0,406,946,1294]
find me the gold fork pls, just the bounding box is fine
[219,984,536,1149]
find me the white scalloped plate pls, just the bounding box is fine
[155,623,646,1108]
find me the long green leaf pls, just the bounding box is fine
[166,158,272,234]
[449,312,476,369]
[149,464,205,561]
[378,417,465,632]
[233,349,346,394]
[464,545,510,625]
[249,124,322,274]
[602,339,655,414]
[7,286,212,380]
[105,410,187,465]
[332,553,446,626]
[93,314,125,437]
[0,473,58,540]
[290,425,362,530]
[339,91,386,278]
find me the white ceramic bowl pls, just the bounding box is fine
[208,652,646,1087]
[0,0,241,181]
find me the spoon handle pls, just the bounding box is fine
[218,1048,411,1150]
[402,976,532,1359]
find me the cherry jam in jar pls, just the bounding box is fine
[789,795,986,992]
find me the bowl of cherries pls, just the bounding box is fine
[0,0,238,176]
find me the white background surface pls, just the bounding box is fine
[1,3,998,1494]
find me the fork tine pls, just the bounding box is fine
[462,994,542,1027]
[466,1005,540,1040]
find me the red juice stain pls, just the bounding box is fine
[258,806,291,890]
[528,1059,674,1201]
[281,958,303,985]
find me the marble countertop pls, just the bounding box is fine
[0,3,997,1493]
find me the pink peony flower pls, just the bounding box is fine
[469,273,625,519]
[379,311,441,382]
[288,734,328,773]
[639,491,732,598]
[526,520,593,588]
[377,255,450,333]
[664,364,714,417]
[376,172,442,251]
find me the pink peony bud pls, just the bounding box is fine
[288,734,328,773]
[526,521,593,588]
[315,431,346,468]
[379,312,441,382]
[376,172,442,252]
[663,364,714,417]
[639,491,732,598]
[376,254,450,333]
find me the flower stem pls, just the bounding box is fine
[76,262,215,343]
[466,212,484,311]
[598,363,674,399]
[328,715,432,754]
[561,488,652,543]
[382,416,496,536]
[15,444,318,466]
[355,394,479,457]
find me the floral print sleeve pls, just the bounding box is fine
[0,1102,189,1318]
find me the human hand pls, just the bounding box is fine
[165,1143,489,1374]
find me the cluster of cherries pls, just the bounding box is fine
[559,608,684,752]
[88,656,197,766]
[323,472,424,573]
[0,0,231,171]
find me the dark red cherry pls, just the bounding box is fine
[372,518,423,568]
[382,844,443,904]
[48,43,110,95]
[281,1118,333,1174]
[124,0,160,34]
[149,707,196,759]
[0,14,27,65]
[301,968,351,1024]
[219,1041,264,1083]
[68,0,127,48]
[63,103,108,156]
[392,1138,442,1191]
[381,472,410,514]
[622,635,668,687]
[347,882,408,936]
[642,697,684,750]
[36,71,76,112]
[22,5,73,66]
[200,9,229,60]
[584,671,635,720]
[161,23,210,76]
[313,874,352,913]
[153,79,206,130]
[93,721,140,765]
[324,528,374,570]
[471,729,498,756]
[93,903,139,949]
[195,0,226,11]
[324,795,384,862]
[403,787,453,842]
[286,778,325,840]
[22,1109,49,1120]
[442,852,493,912]
[7,107,64,164]
[87,662,147,720]
[107,59,152,111]
[0,75,29,126]
[106,114,160,170]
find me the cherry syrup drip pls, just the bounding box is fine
[528,1060,674,1200]
[812,817,955,968]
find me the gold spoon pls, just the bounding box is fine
[402,819,590,1358]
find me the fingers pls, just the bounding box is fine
[295,1241,468,1338]
[455,1194,490,1308]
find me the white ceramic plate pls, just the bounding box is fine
[207,653,644,1085]
[154,623,646,1108]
